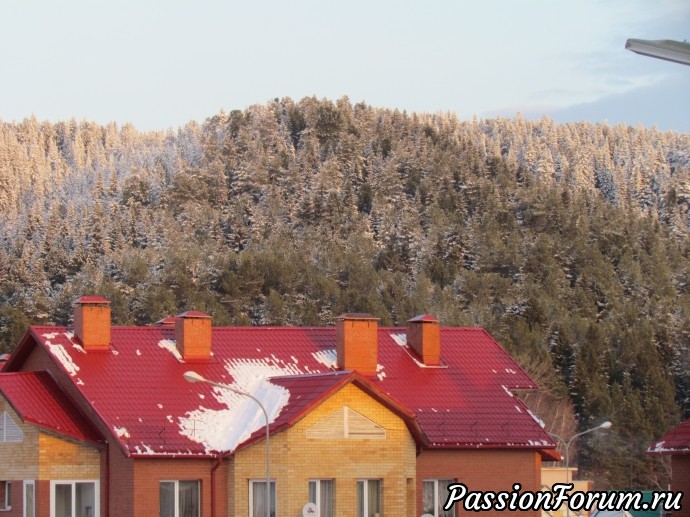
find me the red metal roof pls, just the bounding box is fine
[8,324,554,458]
[0,371,102,444]
[250,371,426,448]
[648,418,690,455]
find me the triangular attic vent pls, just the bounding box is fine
[0,411,24,443]
[306,406,385,439]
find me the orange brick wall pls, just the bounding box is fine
[175,316,212,361]
[417,449,542,517]
[672,455,689,517]
[336,318,378,375]
[108,446,134,517]
[74,303,111,352]
[229,382,417,516]
[132,457,227,517]
[407,321,440,365]
[38,434,100,480]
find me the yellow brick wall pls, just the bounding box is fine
[228,382,417,517]
[0,393,100,484]
[0,397,39,481]
[38,434,100,480]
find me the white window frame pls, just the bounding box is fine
[49,480,99,517]
[422,479,456,517]
[248,479,276,517]
[0,480,10,511]
[356,479,382,517]
[23,481,35,517]
[159,480,200,517]
[308,479,335,517]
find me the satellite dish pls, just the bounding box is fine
[421,514,434,517]
[302,502,318,516]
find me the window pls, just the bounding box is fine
[0,481,10,511]
[309,479,334,517]
[50,481,98,517]
[24,481,35,517]
[356,479,381,517]
[159,481,199,517]
[0,411,23,442]
[249,480,275,517]
[422,479,456,517]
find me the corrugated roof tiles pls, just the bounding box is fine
[13,324,554,457]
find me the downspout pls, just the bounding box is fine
[210,454,224,517]
[103,442,109,517]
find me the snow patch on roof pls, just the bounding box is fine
[158,339,183,362]
[177,357,300,454]
[501,385,514,397]
[46,342,80,376]
[312,349,336,369]
[114,426,130,439]
[390,333,407,347]
[527,408,546,429]
[42,332,59,340]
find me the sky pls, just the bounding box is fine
[1,0,688,133]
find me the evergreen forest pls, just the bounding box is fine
[1,97,689,489]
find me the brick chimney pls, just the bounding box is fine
[406,314,441,365]
[73,296,111,352]
[175,311,212,362]
[336,313,379,376]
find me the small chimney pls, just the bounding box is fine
[175,311,212,362]
[73,296,111,352]
[407,314,441,365]
[154,316,177,326]
[336,313,379,376]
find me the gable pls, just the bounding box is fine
[0,411,23,443]
[306,406,386,440]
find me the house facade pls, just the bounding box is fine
[0,296,557,517]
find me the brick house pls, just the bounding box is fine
[648,418,690,517]
[0,296,557,517]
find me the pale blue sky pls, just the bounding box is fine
[1,0,688,132]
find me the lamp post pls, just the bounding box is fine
[551,421,612,517]
[183,371,271,517]
[625,38,690,66]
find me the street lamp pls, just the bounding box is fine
[183,371,272,517]
[625,38,690,66]
[551,421,612,517]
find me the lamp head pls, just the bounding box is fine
[183,371,206,384]
[599,421,612,430]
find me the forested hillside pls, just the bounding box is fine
[1,97,689,488]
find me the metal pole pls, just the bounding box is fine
[188,374,271,517]
[551,422,611,517]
